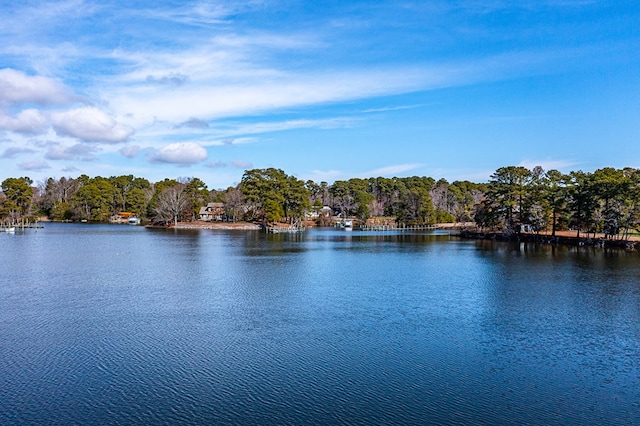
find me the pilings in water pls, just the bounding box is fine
[360,224,440,231]
[0,219,44,232]
[265,225,305,233]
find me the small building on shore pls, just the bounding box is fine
[111,212,138,224]
[199,203,225,222]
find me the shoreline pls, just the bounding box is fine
[460,230,640,250]
[170,221,262,230]
[153,221,640,250]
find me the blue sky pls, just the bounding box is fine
[1,0,639,189]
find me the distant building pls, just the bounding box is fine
[111,212,138,224]
[520,224,533,233]
[305,206,333,219]
[199,203,225,221]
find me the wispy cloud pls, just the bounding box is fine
[303,163,425,183]
[62,165,80,173]
[231,160,253,169]
[361,104,427,114]
[204,118,360,139]
[175,117,209,129]
[454,0,597,14]
[0,0,100,37]
[205,160,228,169]
[142,1,240,27]
[0,146,35,158]
[119,145,140,158]
[364,163,424,177]
[106,45,572,133]
[19,159,50,171]
[204,159,254,169]
[146,73,191,87]
[45,142,98,161]
[518,159,578,172]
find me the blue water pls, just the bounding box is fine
[1,224,639,425]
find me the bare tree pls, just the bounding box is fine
[224,187,246,222]
[153,184,188,226]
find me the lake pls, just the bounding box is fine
[1,223,639,425]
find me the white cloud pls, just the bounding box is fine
[362,104,427,113]
[115,46,556,131]
[19,160,50,171]
[45,143,98,161]
[231,160,253,169]
[149,142,208,164]
[0,68,78,106]
[364,163,424,177]
[301,164,424,183]
[144,1,272,28]
[62,165,80,173]
[146,73,191,87]
[1,0,100,36]
[0,109,49,134]
[205,160,228,168]
[218,118,360,136]
[175,117,209,129]
[52,107,134,143]
[518,159,577,171]
[119,145,141,158]
[109,68,435,124]
[0,146,35,158]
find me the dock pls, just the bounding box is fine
[359,224,441,231]
[265,225,306,233]
[0,221,45,232]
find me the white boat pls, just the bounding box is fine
[128,216,141,225]
[343,219,353,231]
[1,226,16,233]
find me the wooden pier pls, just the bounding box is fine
[265,225,305,233]
[359,224,441,231]
[0,221,45,232]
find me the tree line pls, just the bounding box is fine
[1,166,639,238]
[476,166,640,239]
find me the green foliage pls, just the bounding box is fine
[72,177,116,221]
[543,169,570,236]
[184,177,209,220]
[50,201,73,221]
[435,208,455,223]
[485,166,532,230]
[1,177,34,220]
[126,188,148,216]
[239,168,309,224]
[109,175,151,213]
[4,165,640,239]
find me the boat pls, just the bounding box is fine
[128,216,141,225]
[343,219,353,231]
[1,226,16,233]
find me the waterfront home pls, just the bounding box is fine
[199,203,225,221]
[111,212,138,224]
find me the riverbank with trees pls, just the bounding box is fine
[2,165,640,247]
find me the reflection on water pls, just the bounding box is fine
[1,224,639,425]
